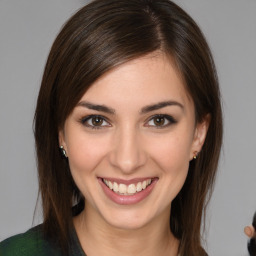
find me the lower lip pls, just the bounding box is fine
[98,178,157,205]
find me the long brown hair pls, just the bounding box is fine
[34,0,223,255]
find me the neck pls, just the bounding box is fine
[74,203,179,256]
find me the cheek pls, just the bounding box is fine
[147,134,192,173]
[66,134,109,176]
[66,135,110,200]
[145,135,191,210]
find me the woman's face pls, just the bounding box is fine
[59,53,208,230]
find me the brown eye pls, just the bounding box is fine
[92,116,104,126]
[146,114,177,128]
[81,115,110,129]
[153,117,165,126]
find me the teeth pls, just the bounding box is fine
[113,182,118,192]
[127,184,136,194]
[109,181,113,190]
[136,182,142,192]
[103,178,152,195]
[142,180,147,189]
[119,184,127,194]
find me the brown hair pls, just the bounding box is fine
[34,0,222,255]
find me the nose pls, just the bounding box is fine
[108,125,147,174]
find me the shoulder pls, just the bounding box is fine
[0,225,61,256]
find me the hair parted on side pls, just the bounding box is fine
[34,0,222,255]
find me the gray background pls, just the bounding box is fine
[0,1,255,255]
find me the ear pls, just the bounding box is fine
[58,129,67,152]
[190,114,210,160]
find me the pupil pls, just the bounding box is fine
[154,117,164,126]
[92,117,103,126]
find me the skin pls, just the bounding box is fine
[59,53,209,256]
[245,226,255,238]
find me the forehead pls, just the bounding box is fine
[79,53,193,111]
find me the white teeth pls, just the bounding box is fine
[136,182,142,192]
[127,184,136,194]
[113,182,119,192]
[103,178,153,195]
[119,184,127,194]
[142,180,147,189]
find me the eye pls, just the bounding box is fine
[80,115,110,129]
[146,114,177,128]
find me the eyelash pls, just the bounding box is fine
[79,114,177,130]
[145,114,177,128]
[80,115,110,130]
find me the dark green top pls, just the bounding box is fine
[0,225,86,256]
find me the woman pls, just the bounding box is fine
[0,0,223,255]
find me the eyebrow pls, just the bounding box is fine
[140,101,184,114]
[77,100,183,114]
[77,101,116,114]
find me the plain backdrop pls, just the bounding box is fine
[0,1,255,255]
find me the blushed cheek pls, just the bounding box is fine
[67,143,104,200]
[150,139,191,175]
[68,141,108,175]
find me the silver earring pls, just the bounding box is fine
[60,146,68,158]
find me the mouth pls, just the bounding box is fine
[102,178,153,196]
[99,177,158,205]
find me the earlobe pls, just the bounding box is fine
[58,130,68,158]
[190,114,210,160]
[58,130,65,147]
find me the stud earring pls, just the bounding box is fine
[60,146,68,158]
[193,151,198,160]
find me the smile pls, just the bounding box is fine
[103,178,152,195]
[99,177,158,205]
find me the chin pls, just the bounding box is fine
[106,216,151,231]
[101,202,171,232]
[100,207,156,231]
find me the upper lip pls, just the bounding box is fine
[99,177,157,185]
